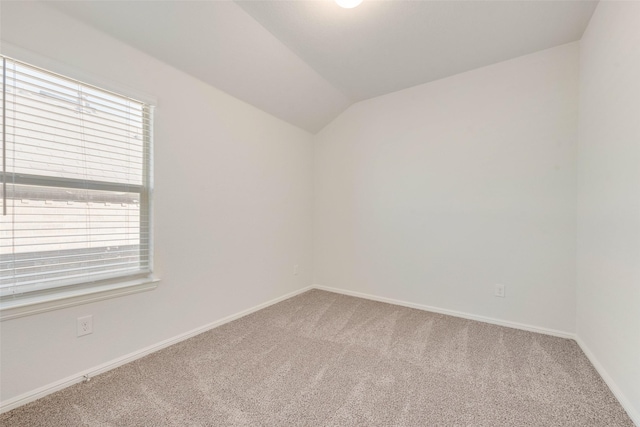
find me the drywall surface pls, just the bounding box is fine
[314,43,579,333]
[577,1,640,421]
[0,2,313,402]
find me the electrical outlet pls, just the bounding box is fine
[77,315,93,337]
[494,284,505,298]
[293,264,299,276]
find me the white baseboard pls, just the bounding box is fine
[0,285,313,414]
[574,336,640,426]
[312,285,575,339]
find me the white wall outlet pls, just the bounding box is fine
[494,284,505,298]
[293,264,299,276]
[77,315,93,337]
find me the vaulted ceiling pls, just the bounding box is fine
[44,0,597,133]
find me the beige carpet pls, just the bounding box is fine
[1,289,634,426]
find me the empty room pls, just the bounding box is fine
[0,0,638,425]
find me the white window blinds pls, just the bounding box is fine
[0,56,153,298]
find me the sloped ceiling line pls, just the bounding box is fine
[46,0,597,133]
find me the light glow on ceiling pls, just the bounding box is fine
[335,0,363,9]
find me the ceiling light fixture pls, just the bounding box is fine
[335,0,363,9]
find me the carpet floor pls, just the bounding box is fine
[1,289,634,426]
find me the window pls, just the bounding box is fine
[0,56,153,303]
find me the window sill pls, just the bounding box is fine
[0,277,159,321]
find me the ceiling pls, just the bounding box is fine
[45,1,350,133]
[237,0,598,102]
[44,0,597,133]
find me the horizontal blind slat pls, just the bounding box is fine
[4,68,148,118]
[5,168,141,185]
[1,234,149,242]
[0,249,150,268]
[1,258,150,273]
[5,131,146,159]
[3,261,148,282]
[5,102,147,140]
[7,226,144,232]
[5,93,150,130]
[6,125,147,155]
[8,140,144,165]
[5,114,145,144]
[8,154,142,175]
[0,245,148,261]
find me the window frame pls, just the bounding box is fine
[0,50,158,321]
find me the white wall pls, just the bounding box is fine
[577,1,640,422]
[314,43,579,334]
[0,2,313,403]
